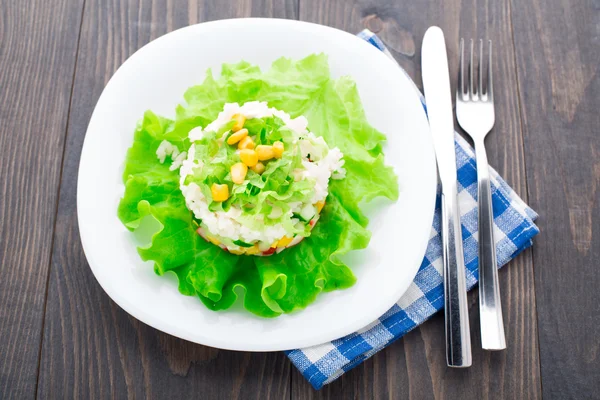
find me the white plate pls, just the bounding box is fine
[78,18,436,351]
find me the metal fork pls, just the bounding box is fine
[456,39,506,350]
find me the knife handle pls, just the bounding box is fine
[441,188,472,367]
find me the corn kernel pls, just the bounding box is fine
[256,145,274,161]
[226,128,248,145]
[277,236,293,248]
[271,240,278,248]
[238,136,255,150]
[239,149,258,167]
[273,141,284,158]
[231,162,248,184]
[206,235,221,246]
[245,245,260,255]
[231,114,246,132]
[211,183,229,202]
[251,162,266,174]
[316,201,325,213]
[229,248,245,255]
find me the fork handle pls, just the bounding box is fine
[474,141,507,350]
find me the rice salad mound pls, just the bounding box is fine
[156,101,346,256]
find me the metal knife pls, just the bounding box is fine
[421,26,472,367]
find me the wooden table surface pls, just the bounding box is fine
[1,0,598,398]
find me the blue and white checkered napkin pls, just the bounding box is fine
[286,30,540,390]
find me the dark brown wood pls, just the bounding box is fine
[0,0,85,398]
[293,0,541,398]
[510,0,600,398]
[35,1,296,399]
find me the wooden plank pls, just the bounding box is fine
[0,0,84,398]
[36,1,296,398]
[293,0,541,397]
[509,0,600,398]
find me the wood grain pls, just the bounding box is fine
[36,1,296,399]
[510,0,600,398]
[0,0,84,398]
[293,0,541,398]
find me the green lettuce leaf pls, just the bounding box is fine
[118,54,399,318]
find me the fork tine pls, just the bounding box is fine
[487,40,493,101]
[469,39,475,99]
[478,39,484,99]
[458,38,465,100]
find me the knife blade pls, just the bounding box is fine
[421,26,472,368]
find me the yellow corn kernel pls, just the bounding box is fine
[229,248,245,255]
[211,183,229,202]
[316,201,325,213]
[245,245,260,255]
[206,235,221,246]
[277,236,293,248]
[271,240,278,248]
[239,149,258,167]
[250,162,265,174]
[256,145,274,161]
[226,128,248,145]
[231,114,246,132]
[238,136,255,150]
[273,141,284,158]
[231,162,248,184]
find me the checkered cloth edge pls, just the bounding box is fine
[286,29,540,390]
